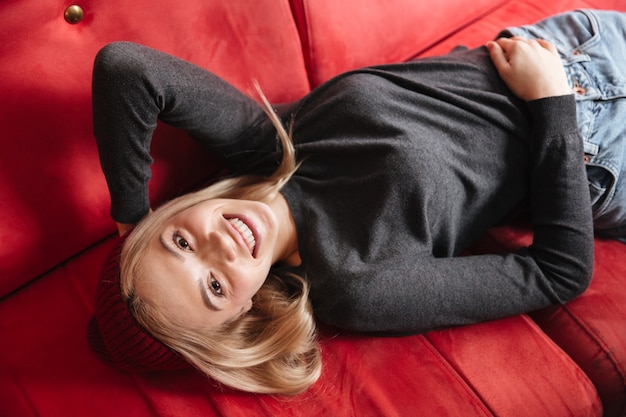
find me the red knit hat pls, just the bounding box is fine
[87,236,191,372]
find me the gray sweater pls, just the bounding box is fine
[93,42,594,334]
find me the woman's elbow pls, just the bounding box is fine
[552,249,594,303]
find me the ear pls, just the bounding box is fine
[232,300,253,321]
[243,299,253,314]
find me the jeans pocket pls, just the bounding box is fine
[586,164,613,211]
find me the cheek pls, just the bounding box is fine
[237,265,270,296]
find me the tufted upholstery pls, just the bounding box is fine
[1,0,625,416]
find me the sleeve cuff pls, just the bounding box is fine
[526,94,579,139]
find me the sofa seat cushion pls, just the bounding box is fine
[482,226,626,417]
[0,238,601,417]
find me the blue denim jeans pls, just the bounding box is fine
[503,9,626,242]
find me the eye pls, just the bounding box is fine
[173,232,191,251]
[209,275,224,297]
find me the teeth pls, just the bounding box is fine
[229,218,256,254]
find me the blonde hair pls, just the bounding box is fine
[120,90,322,395]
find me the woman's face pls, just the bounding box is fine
[135,198,285,329]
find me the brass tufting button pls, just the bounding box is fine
[64,5,84,24]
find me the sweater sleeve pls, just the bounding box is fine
[524,95,594,297]
[92,42,270,224]
[313,94,595,334]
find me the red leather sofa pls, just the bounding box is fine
[1,0,625,416]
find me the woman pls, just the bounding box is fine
[91,10,625,395]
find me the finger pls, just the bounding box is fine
[486,40,510,71]
[494,37,529,57]
[535,38,559,56]
[494,37,517,50]
[491,38,511,60]
[116,222,135,236]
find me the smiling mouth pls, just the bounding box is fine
[227,217,257,256]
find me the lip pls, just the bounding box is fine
[224,215,260,258]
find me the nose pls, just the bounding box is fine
[201,230,237,263]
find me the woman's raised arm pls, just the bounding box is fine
[92,42,270,228]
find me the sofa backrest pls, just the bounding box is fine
[0,0,310,298]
